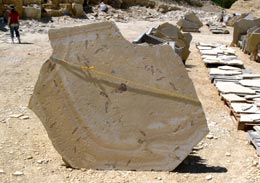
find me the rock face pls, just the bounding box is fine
[177,12,203,32]
[29,22,208,171]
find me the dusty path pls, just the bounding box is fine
[0,21,260,183]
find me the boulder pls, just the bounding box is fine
[177,12,203,32]
[60,3,73,16]
[72,3,84,17]
[29,22,208,171]
[23,5,41,20]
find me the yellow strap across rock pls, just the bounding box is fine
[52,57,200,105]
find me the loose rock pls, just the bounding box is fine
[205,175,212,180]
[225,152,231,157]
[13,171,24,176]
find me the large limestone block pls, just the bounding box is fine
[231,15,260,46]
[184,12,203,28]
[44,8,64,16]
[3,0,23,15]
[245,27,260,60]
[60,3,73,16]
[23,5,41,20]
[23,0,42,6]
[177,12,202,32]
[72,3,84,17]
[29,22,208,171]
[151,23,191,62]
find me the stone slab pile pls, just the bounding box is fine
[133,22,192,64]
[206,22,229,34]
[197,42,260,156]
[197,42,260,131]
[29,22,208,171]
[197,43,243,67]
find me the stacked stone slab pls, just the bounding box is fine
[0,0,84,18]
[29,22,208,171]
[177,12,203,32]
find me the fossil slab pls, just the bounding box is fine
[29,22,208,171]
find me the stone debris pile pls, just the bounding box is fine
[197,42,260,156]
[133,22,192,63]
[29,22,208,171]
[177,12,203,32]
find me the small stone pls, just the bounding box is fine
[67,168,73,171]
[13,171,24,176]
[252,161,258,166]
[157,176,162,180]
[20,116,30,120]
[81,168,87,172]
[37,167,42,170]
[205,175,212,180]
[0,169,5,174]
[37,160,43,164]
[225,152,231,157]
[206,134,214,139]
[26,156,33,160]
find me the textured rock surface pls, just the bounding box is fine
[29,22,208,171]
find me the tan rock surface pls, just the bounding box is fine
[230,0,260,17]
[29,21,208,171]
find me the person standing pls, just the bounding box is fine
[8,5,21,44]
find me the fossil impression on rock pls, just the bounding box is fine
[29,22,208,171]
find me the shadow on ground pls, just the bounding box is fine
[174,154,227,173]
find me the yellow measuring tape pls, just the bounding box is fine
[52,58,200,105]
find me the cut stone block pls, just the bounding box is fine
[23,5,41,20]
[72,3,84,17]
[29,22,208,171]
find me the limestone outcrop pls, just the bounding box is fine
[29,22,208,171]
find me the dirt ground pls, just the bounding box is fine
[0,19,260,183]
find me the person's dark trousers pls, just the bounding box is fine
[10,24,20,43]
[10,25,20,38]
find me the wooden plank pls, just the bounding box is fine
[248,130,260,156]
[253,126,260,134]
